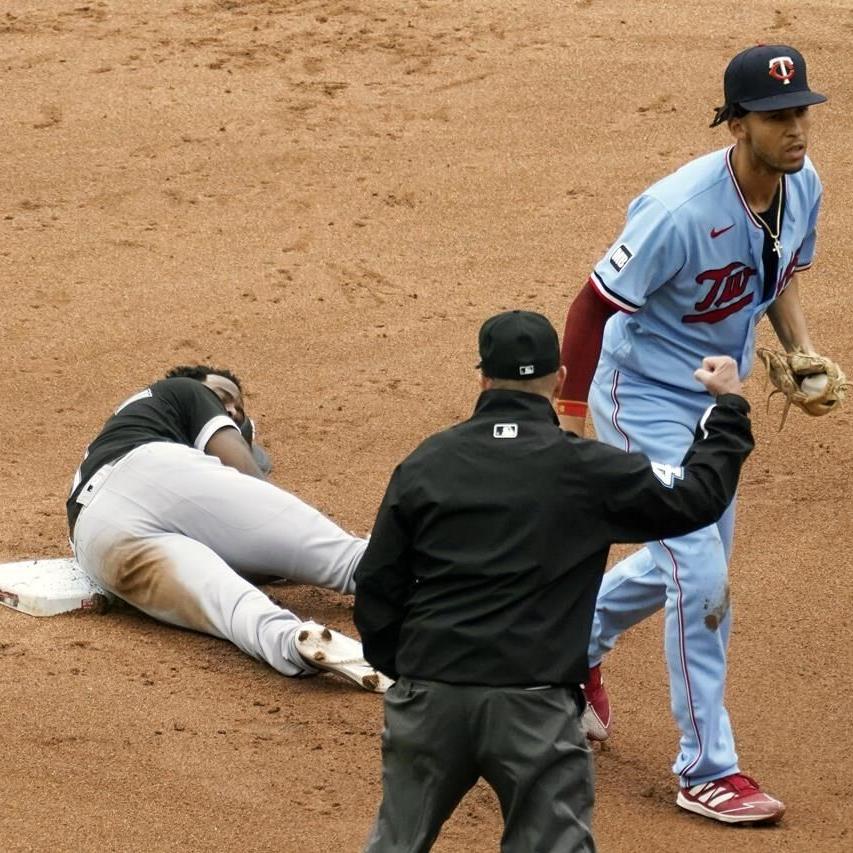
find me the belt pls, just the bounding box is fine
[400,676,584,707]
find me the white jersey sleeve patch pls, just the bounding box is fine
[609,244,633,272]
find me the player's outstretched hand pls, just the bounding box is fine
[694,355,743,397]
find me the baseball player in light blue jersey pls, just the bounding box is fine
[556,44,838,825]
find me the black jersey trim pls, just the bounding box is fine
[590,271,641,313]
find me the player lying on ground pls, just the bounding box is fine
[66,364,388,692]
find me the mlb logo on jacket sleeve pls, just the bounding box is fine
[609,244,633,272]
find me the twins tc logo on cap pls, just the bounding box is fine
[768,55,795,85]
[712,45,827,128]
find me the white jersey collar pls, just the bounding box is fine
[725,146,789,232]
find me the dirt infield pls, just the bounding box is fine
[2,2,851,851]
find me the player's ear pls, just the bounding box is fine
[552,366,567,399]
[727,114,747,141]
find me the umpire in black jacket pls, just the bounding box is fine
[354,310,754,853]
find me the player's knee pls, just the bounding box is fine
[99,538,168,600]
[702,582,731,631]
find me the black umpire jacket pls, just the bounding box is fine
[353,388,753,687]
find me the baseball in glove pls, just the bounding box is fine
[755,347,849,429]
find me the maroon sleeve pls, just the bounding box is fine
[557,279,620,410]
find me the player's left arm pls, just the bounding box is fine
[766,275,816,353]
[767,175,822,353]
[762,270,847,421]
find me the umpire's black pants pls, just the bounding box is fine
[363,677,595,853]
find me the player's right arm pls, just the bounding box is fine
[160,378,267,480]
[205,427,265,479]
[557,195,686,435]
[557,280,618,435]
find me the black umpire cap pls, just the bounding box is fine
[710,44,827,126]
[477,310,560,380]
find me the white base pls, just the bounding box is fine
[0,557,112,617]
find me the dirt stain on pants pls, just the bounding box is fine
[703,583,731,631]
[99,538,215,635]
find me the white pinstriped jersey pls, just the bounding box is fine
[592,146,822,390]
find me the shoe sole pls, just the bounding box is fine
[296,626,392,693]
[676,792,785,825]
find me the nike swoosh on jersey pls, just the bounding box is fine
[710,224,735,238]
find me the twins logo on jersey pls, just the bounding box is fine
[682,262,756,324]
[682,250,801,325]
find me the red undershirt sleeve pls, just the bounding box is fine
[557,278,621,413]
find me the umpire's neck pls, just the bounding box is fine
[479,366,567,402]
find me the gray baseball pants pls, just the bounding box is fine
[71,442,367,676]
[364,677,596,852]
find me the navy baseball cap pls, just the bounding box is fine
[477,310,560,380]
[722,44,826,113]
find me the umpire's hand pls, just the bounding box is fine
[694,355,743,397]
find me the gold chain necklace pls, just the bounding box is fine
[753,181,783,256]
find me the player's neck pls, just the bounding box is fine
[730,144,782,212]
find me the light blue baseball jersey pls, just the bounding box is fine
[591,146,822,390]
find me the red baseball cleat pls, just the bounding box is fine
[580,663,612,741]
[677,773,785,824]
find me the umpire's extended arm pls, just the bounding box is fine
[354,349,754,685]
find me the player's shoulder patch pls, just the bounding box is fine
[650,461,684,489]
[609,244,633,273]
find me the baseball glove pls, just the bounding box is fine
[756,347,849,429]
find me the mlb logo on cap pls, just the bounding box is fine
[477,310,560,381]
